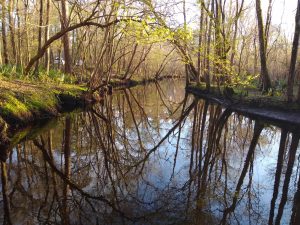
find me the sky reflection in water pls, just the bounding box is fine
[0,80,299,225]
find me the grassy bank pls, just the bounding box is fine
[0,78,87,126]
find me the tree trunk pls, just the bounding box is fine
[183,0,189,86]
[61,0,72,74]
[265,0,273,48]
[122,43,138,80]
[268,129,288,225]
[1,0,9,64]
[289,0,300,103]
[1,162,12,225]
[231,0,245,68]
[24,0,31,64]
[8,0,16,62]
[255,0,272,91]
[197,3,204,83]
[221,121,264,224]
[16,0,21,65]
[205,0,213,91]
[290,162,300,225]
[44,0,51,74]
[287,0,300,102]
[275,133,300,225]
[62,117,71,225]
[34,0,43,75]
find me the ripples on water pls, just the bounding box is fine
[0,80,299,225]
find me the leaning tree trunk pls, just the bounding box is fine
[255,0,272,92]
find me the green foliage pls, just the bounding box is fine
[274,79,287,92]
[0,65,75,84]
[120,18,193,45]
[0,65,24,79]
[38,69,75,84]
[231,73,260,88]
[121,18,171,44]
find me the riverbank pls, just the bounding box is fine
[187,84,300,129]
[0,76,178,131]
[0,79,88,126]
[109,75,183,89]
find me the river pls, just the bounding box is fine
[0,80,299,225]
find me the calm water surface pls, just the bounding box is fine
[0,81,300,225]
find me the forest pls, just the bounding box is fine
[0,0,299,100]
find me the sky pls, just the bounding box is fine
[261,0,298,37]
[179,0,298,38]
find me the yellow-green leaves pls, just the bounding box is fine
[120,18,194,45]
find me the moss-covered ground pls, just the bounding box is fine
[0,78,87,125]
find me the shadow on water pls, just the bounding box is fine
[0,80,300,225]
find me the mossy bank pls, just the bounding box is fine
[0,78,88,127]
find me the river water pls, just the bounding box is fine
[0,81,299,225]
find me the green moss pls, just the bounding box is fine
[0,79,87,124]
[1,92,30,117]
[10,128,31,144]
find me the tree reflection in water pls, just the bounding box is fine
[0,80,300,225]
